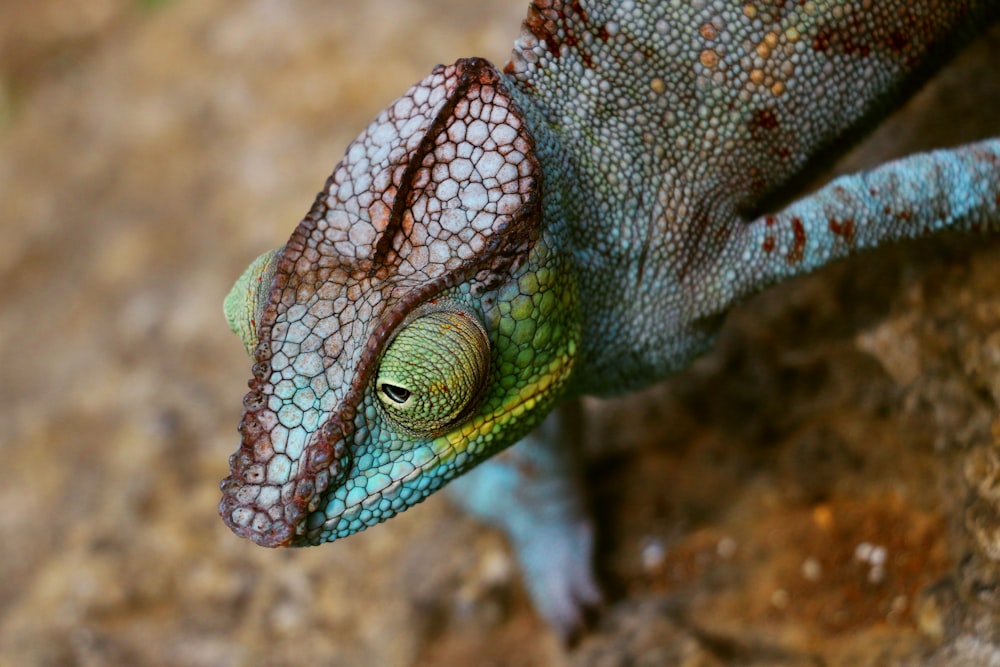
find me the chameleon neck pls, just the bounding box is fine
[496,2,740,395]
[506,77,721,397]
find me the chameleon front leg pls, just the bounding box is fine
[693,139,1000,316]
[446,400,601,640]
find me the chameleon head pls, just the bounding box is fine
[219,58,579,547]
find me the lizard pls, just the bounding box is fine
[220,0,1000,640]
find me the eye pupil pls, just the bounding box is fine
[380,383,411,404]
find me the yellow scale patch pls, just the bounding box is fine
[433,339,576,461]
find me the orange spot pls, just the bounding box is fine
[812,504,834,530]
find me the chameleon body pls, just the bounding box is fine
[222,0,1000,637]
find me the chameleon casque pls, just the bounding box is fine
[222,0,1000,638]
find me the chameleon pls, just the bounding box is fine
[221,0,1000,639]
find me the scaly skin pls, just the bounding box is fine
[221,1,1000,639]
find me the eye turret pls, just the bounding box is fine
[376,305,491,435]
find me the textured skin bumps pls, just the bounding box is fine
[222,0,1000,638]
[504,0,999,393]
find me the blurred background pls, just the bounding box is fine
[1,2,998,665]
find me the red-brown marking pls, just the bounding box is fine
[524,4,562,56]
[787,217,806,264]
[522,1,603,67]
[763,236,776,253]
[811,25,871,57]
[829,218,855,244]
[888,31,910,53]
[813,27,833,52]
[844,38,872,58]
[748,108,780,139]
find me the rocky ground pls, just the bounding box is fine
[1,1,999,666]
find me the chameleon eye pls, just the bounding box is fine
[375,305,491,435]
